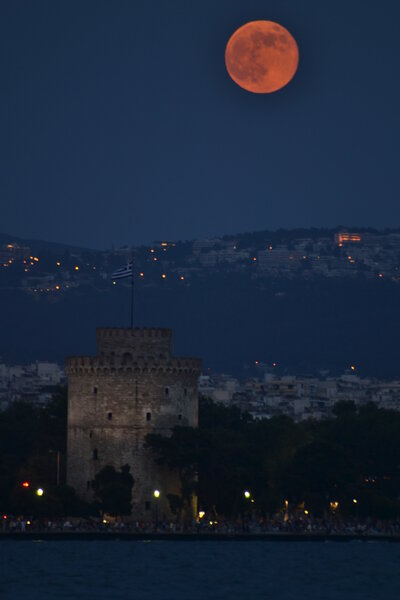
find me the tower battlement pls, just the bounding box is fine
[96,327,172,358]
[66,355,202,374]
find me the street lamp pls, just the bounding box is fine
[36,488,44,497]
[244,490,251,499]
[153,489,160,528]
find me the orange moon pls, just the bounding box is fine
[225,20,299,94]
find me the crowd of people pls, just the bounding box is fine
[2,513,400,537]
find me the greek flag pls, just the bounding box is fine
[111,261,133,280]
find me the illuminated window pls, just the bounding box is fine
[146,412,151,421]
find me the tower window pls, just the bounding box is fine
[165,387,169,396]
[89,431,93,439]
[178,414,182,421]
[94,386,98,394]
[93,448,98,460]
[107,412,112,420]
[184,388,187,397]
[146,412,151,421]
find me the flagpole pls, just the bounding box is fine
[130,252,134,329]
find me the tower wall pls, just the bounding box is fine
[66,328,201,520]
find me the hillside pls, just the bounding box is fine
[1,228,399,378]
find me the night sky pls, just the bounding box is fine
[1,0,399,249]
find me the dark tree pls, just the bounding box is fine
[93,464,134,516]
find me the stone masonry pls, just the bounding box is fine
[66,328,202,520]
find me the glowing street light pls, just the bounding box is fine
[153,489,160,528]
[36,488,44,497]
[244,490,251,499]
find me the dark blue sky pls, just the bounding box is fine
[1,1,399,249]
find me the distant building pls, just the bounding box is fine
[334,232,362,245]
[0,361,65,410]
[201,372,400,421]
[0,243,30,265]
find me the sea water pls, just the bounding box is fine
[1,540,400,599]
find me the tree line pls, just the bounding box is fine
[1,388,399,519]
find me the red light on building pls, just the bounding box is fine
[22,481,30,488]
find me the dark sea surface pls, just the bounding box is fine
[1,540,400,600]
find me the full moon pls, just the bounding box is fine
[225,20,299,94]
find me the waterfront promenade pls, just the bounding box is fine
[2,517,400,542]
